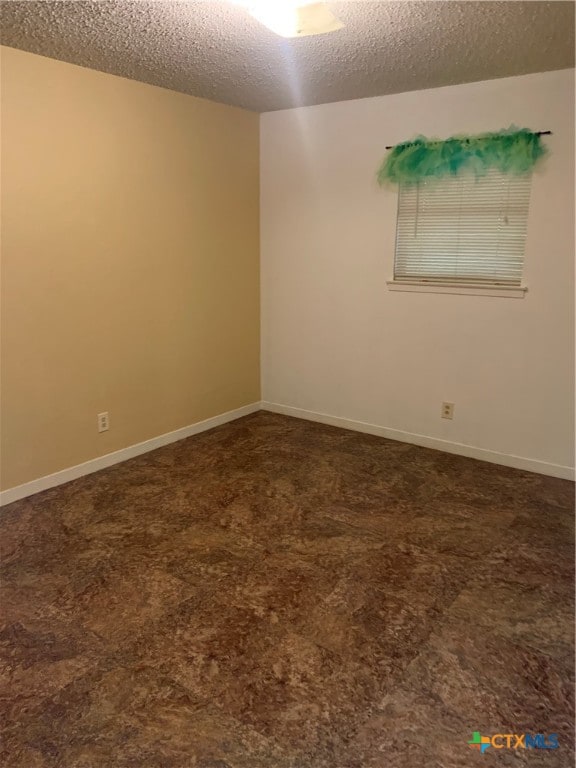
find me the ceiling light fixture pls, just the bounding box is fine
[233,1,344,38]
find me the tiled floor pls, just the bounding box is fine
[1,411,574,767]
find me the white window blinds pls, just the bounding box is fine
[394,169,532,286]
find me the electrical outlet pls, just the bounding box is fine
[441,402,455,420]
[97,412,110,433]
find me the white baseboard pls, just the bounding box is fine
[0,402,261,507]
[261,401,575,481]
[2,399,572,506]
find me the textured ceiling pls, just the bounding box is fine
[1,1,574,112]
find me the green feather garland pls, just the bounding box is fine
[377,127,547,186]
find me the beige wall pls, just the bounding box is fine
[261,69,575,478]
[0,46,260,490]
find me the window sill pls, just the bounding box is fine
[386,280,527,298]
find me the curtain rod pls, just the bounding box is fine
[384,130,552,150]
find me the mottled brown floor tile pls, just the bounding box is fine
[399,619,574,764]
[477,537,574,594]
[132,591,376,758]
[0,620,99,732]
[341,687,478,768]
[0,412,573,766]
[447,580,574,665]
[2,663,300,768]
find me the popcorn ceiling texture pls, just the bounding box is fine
[1,1,574,112]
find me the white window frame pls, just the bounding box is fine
[387,171,531,298]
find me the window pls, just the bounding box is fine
[390,168,532,295]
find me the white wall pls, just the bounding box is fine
[261,70,575,479]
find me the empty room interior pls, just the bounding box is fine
[0,1,575,766]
